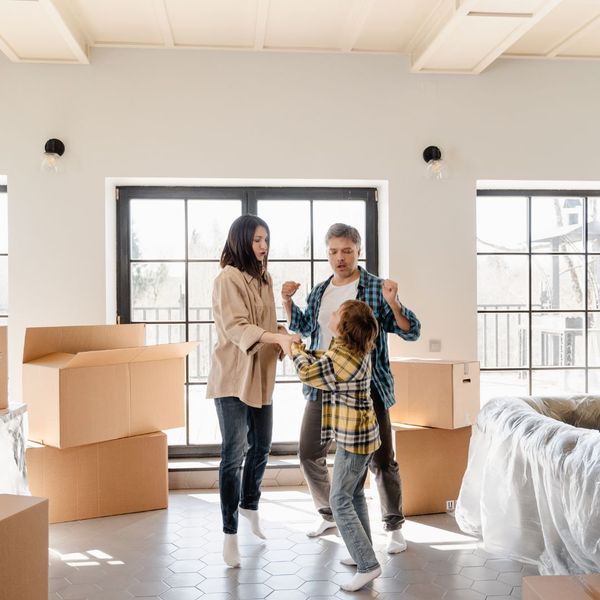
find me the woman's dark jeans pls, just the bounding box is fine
[214,396,273,534]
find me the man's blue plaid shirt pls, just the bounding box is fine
[289,266,421,409]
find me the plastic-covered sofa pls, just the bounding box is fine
[455,395,600,575]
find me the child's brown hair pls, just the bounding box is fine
[337,299,378,356]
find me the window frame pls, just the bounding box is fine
[477,188,600,395]
[0,184,7,322]
[117,186,378,457]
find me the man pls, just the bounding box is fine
[282,223,420,554]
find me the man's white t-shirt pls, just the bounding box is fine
[317,277,360,350]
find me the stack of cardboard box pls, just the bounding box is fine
[389,358,480,516]
[23,324,196,523]
[523,574,600,600]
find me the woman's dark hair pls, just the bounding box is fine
[337,299,378,356]
[220,215,270,280]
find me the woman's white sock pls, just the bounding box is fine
[239,507,266,539]
[306,518,336,537]
[223,533,240,567]
[340,566,382,591]
[387,529,407,554]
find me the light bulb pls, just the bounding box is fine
[425,159,448,180]
[41,152,60,173]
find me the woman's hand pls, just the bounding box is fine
[278,332,301,358]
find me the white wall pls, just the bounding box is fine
[1,47,600,401]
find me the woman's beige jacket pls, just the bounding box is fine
[206,265,280,408]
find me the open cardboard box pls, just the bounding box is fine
[23,324,197,448]
[0,494,48,600]
[389,358,480,429]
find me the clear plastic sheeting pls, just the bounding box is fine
[456,395,600,575]
[0,403,28,494]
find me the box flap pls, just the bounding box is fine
[23,324,145,363]
[27,352,76,369]
[390,357,479,365]
[128,341,198,363]
[0,494,47,521]
[61,347,144,369]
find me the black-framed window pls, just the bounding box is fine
[0,184,7,324]
[477,189,600,401]
[117,186,378,456]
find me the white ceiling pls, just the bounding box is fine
[1,0,600,73]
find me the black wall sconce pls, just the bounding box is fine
[423,145,448,180]
[42,138,65,173]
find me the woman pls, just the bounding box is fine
[206,214,297,568]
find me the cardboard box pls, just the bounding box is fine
[0,326,7,410]
[23,324,197,448]
[390,358,480,429]
[523,574,600,600]
[0,494,48,600]
[393,423,471,516]
[26,431,168,523]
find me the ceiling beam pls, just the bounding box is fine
[0,34,20,62]
[153,0,174,48]
[254,0,270,50]
[338,0,376,53]
[547,10,600,57]
[409,0,565,74]
[39,0,89,64]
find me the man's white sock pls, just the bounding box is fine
[307,518,336,537]
[239,507,266,540]
[387,529,407,554]
[340,566,382,591]
[223,533,240,568]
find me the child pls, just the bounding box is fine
[291,299,382,592]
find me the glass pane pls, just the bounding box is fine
[131,199,185,259]
[588,313,600,367]
[0,192,7,254]
[531,196,584,253]
[189,262,221,321]
[143,323,186,345]
[587,197,600,252]
[587,369,600,393]
[531,255,585,310]
[588,256,600,309]
[188,323,218,383]
[531,369,585,395]
[271,382,305,443]
[131,262,185,322]
[165,426,186,446]
[477,255,528,309]
[188,200,242,259]
[0,256,6,315]
[276,354,298,381]
[258,200,311,259]
[531,312,584,367]
[0,317,7,326]
[478,313,528,368]
[477,196,527,253]
[189,385,221,445]
[267,262,311,317]
[480,370,529,405]
[313,201,365,259]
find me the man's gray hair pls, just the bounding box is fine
[325,223,362,247]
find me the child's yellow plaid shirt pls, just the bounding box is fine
[292,340,381,455]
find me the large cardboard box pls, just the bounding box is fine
[390,358,480,429]
[523,574,600,600]
[0,326,7,410]
[23,324,197,448]
[26,431,168,523]
[393,423,471,516]
[0,494,48,600]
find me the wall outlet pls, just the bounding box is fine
[446,500,455,511]
[429,339,442,352]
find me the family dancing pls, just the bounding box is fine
[206,215,420,591]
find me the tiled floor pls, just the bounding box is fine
[48,488,537,600]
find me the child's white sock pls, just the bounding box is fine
[223,533,240,568]
[307,518,337,537]
[340,566,382,591]
[340,556,357,566]
[239,507,266,540]
[387,529,407,554]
